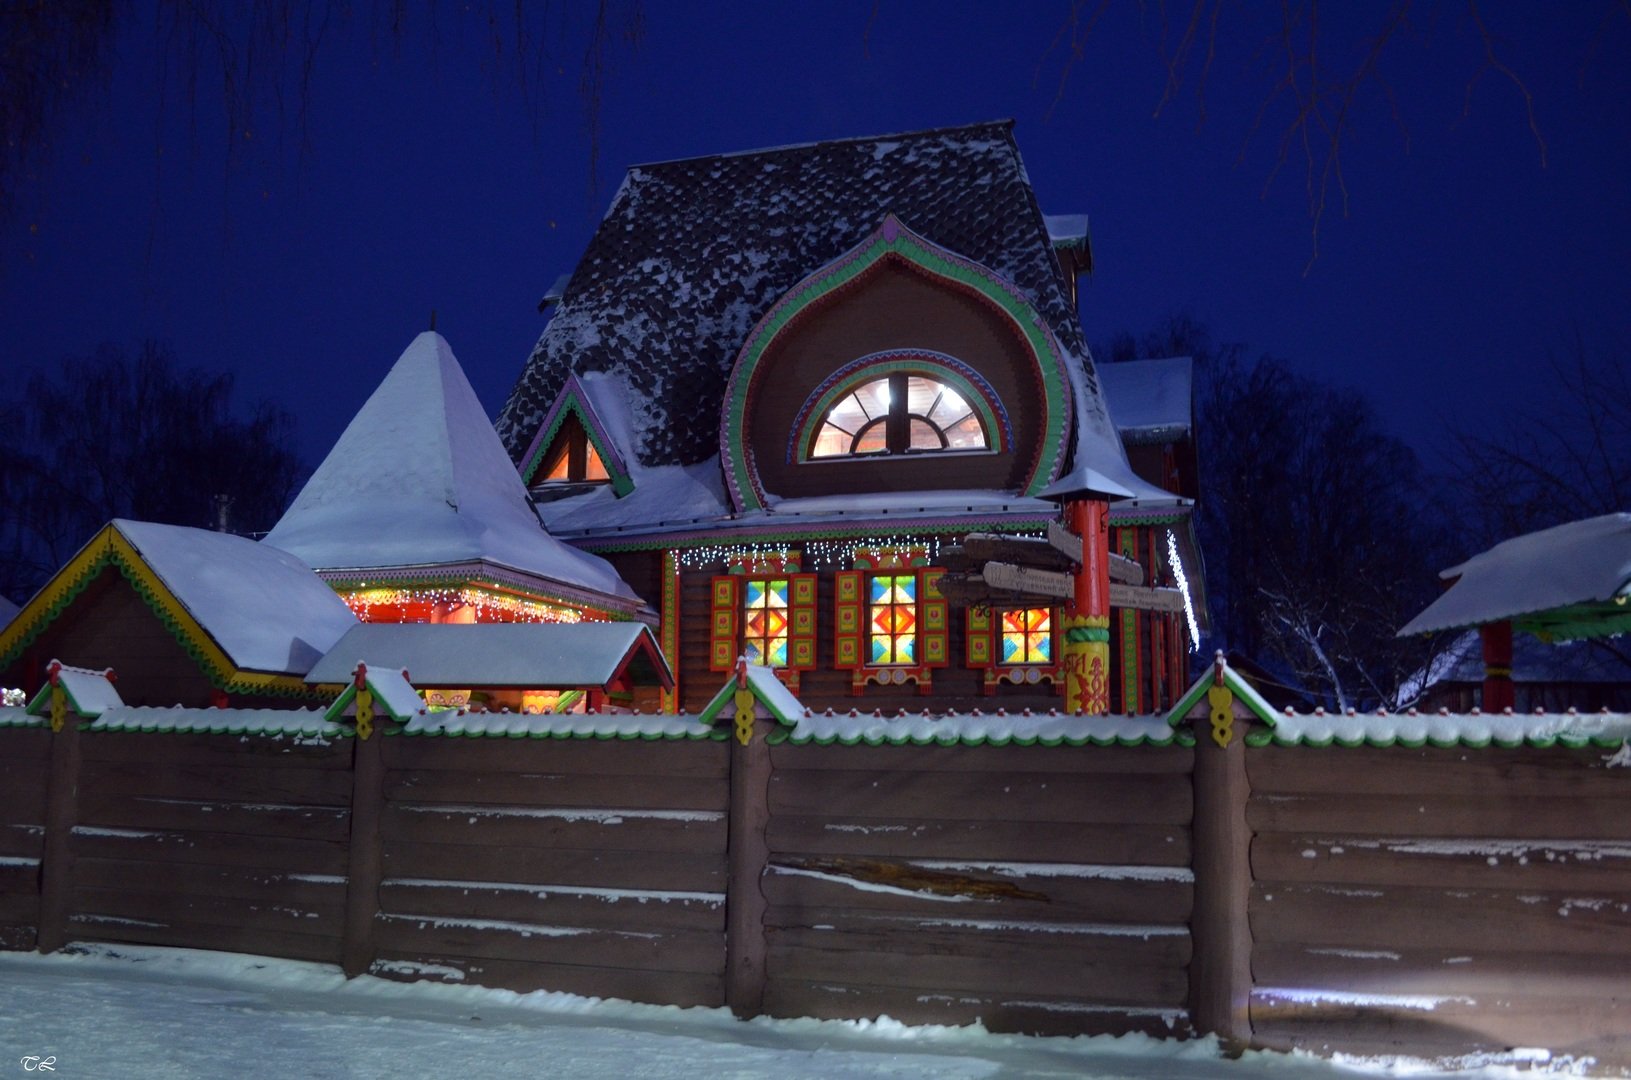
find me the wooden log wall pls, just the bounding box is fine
[759,742,1197,1036]
[369,737,731,1007]
[1247,744,1631,1064]
[0,727,51,952]
[65,731,353,963]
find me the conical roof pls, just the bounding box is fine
[264,332,637,605]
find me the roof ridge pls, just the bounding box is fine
[627,119,1016,171]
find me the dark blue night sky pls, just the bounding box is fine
[4,3,1627,472]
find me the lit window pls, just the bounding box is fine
[869,574,918,665]
[1001,608,1053,664]
[812,374,989,458]
[743,578,790,667]
[539,423,611,485]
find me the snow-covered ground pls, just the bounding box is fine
[0,946,1606,1079]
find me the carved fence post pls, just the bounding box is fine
[342,728,385,977]
[1188,703,1255,1051]
[725,701,772,1017]
[37,713,82,954]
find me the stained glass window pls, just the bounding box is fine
[1001,608,1053,664]
[869,574,918,665]
[742,578,790,667]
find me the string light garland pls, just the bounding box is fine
[669,530,1046,573]
[342,585,585,624]
[1166,529,1201,651]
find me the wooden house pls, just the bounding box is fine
[497,122,1204,715]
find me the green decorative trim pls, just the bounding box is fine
[0,712,45,729]
[778,730,1186,748]
[720,215,1073,512]
[85,719,348,738]
[387,724,725,742]
[1165,661,1279,731]
[519,377,635,496]
[1065,626,1110,644]
[1244,728,1628,749]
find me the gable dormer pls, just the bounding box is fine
[518,374,634,497]
[719,216,1074,512]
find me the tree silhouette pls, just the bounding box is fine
[0,341,304,603]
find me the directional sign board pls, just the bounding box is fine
[1046,520,1082,563]
[1108,553,1144,586]
[1110,583,1186,613]
[983,561,1076,600]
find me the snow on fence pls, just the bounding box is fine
[1,706,1629,1067]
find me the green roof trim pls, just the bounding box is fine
[1165,659,1279,731]
[1244,727,1628,749]
[84,719,347,738]
[775,729,1186,748]
[385,724,726,742]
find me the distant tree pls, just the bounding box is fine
[0,341,304,603]
[1099,317,1455,708]
[1446,340,1630,541]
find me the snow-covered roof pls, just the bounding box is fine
[1399,513,1631,639]
[114,520,358,675]
[264,332,638,608]
[784,709,1179,747]
[86,706,342,737]
[305,623,671,689]
[401,710,714,740]
[1043,212,1090,249]
[1253,707,1631,749]
[497,122,1123,484]
[1098,357,1193,445]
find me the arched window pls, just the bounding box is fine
[809,373,992,459]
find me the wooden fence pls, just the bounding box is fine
[2,710,1629,1067]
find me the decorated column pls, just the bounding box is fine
[1061,498,1112,714]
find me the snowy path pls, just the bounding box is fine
[0,946,1595,1079]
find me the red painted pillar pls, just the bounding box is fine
[1480,620,1515,712]
[1061,498,1112,714]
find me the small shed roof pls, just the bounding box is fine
[25,661,125,719]
[305,622,672,690]
[1399,513,1631,640]
[1098,357,1193,445]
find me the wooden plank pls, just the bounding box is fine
[368,952,724,1008]
[1251,989,1631,1060]
[768,815,1191,865]
[1048,521,1084,564]
[77,792,351,842]
[383,737,728,778]
[1250,882,1631,955]
[765,907,1192,966]
[380,804,726,854]
[762,860,1192,924]
[382,840,723,893]
[0,824,44,859]
[0,923,37,951]
[1252,831,1631,893]
[383,769,725,810]
[377,878,723,933]
[770,770,1191,824]
[1247,792,1631,839]
[769,742,1193,775]
[1252,941,1631,998]
[82,762,353,807]
[80,731,352,769]
[1249,745,1631,798]
[767,928,1188,1005]
[66,912,341,964]
[0,728,53,759]
[372,914,723,975]
[71,826,349,875]
[0,861,40,896]
[761,977,1189,1038]
[0,764,48,810]
[73,857,345,906]
[71,884,345,938]
[0,892,39,922]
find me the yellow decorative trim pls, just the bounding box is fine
[1207,683,1234,748]
[733,687,755,745]
[0,523,320,699]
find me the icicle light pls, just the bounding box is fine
[342,585,584,624]
[1166,529,1200,651]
